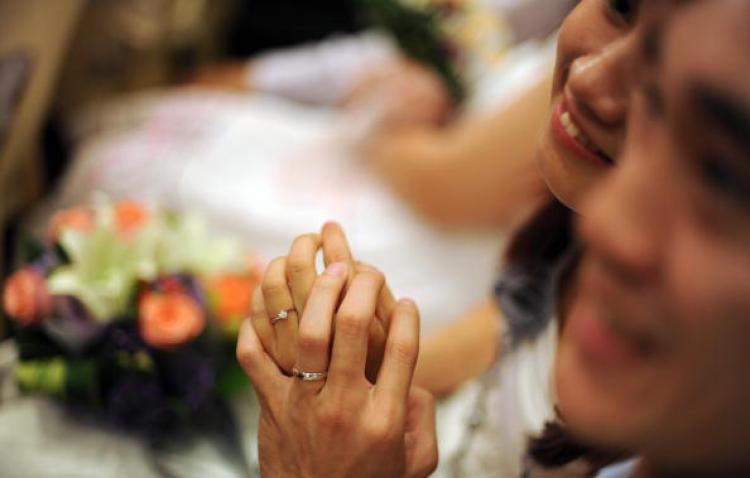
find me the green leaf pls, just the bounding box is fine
[359,0,466,101]
[215,362,251,398]
[16,358,99,404]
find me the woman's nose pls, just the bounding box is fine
[566,39,632,128]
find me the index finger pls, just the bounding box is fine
[321,221,356,276]
[320,223,395,331]
[296,262,349,394]
[286,233,321,313]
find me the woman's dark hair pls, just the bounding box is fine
[503,198,573,266]
[529,421,629,473]
[496,199,575,344]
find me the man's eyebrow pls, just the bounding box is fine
[641,0,698,67]
[691,84,750,156]
[642,22,664,67]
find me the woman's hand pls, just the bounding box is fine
[237,263,438,478]
[250,222,393,381]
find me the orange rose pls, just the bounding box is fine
[114,200,149,237]
[139,292,205,350]
[48,207,94,242]
[2,267,53,326]
[209,275,257,324]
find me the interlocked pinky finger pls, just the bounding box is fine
[237,319,287,407]
[262,256,299,374]
[250,286,277,364]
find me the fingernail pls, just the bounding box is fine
[324,262,347,277]
[399,298,416,307]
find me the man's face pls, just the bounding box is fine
[556,0,750,472]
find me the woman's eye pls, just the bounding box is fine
[609,0,635,22]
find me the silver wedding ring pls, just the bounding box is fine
[293,367,327,382]
[271,308,294,325]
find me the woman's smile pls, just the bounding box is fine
[552,99,615,168]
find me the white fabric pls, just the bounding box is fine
[455,320,559,477]
[484,0,576,42]
[597,459,638,478]
[250,32,398,106]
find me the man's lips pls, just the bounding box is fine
[572,259,663,366]
[552,101,614,167]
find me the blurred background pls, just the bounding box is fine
[0,1,573,476]
[1,0,364,279]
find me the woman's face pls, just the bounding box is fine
[538,0,641,210]
[556,0,750,472]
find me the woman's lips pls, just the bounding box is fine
[552,100,614,167]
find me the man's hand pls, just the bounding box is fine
[237,263,438,478]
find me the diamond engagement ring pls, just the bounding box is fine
[271,308,294,325]
[292,367,327,382]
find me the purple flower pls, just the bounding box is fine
[31,248,61,276]
[105,374,174,432]
[43,296,105,352]
[158,350,216,412]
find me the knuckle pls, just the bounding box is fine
[413,387,435,409]
[297,331,328,355]
[397,299,419,315]
[354,261,377,273]
[236,342,260,375]
[286,255,312,277]
[387,338,418,366]
[364,420,399,446]
[336,310,367,338]
[361,269,385,288]
[265,256,286,273]
[235,342,251,366]
[317,405,352,432]
[291,233,318,250]
[262,279,289,298]
[313,272,342,291]
[395,300,420,326]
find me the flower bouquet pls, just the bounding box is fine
[2,200,262,439]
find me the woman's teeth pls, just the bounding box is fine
[561,111,595,150]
